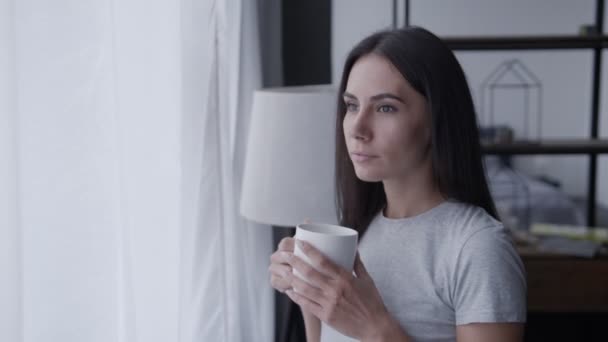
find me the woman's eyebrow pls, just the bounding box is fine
[342,91,405,104]
[370,93,405,103]
[343,91,358,100]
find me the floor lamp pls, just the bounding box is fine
[240,85,338,342]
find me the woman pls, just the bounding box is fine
[268,27,527,342]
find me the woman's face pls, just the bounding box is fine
[343,53,432,182]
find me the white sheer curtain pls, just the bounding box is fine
[179,0,273,341]
[1,0,21,341]
[0,0,272,341]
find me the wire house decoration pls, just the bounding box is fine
[480,59,543,141]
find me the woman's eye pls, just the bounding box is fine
[345,102,359,112]
[378,105,396,113]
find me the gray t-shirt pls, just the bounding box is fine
[320,200,527,342]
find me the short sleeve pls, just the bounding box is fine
[452,225,527,325]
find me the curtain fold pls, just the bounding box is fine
[179,0,273,341]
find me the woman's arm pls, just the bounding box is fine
[452,226,526,342]
[456,323,524,342]
[302,310,321,342]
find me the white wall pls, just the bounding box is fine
[332,0,394,83]
[332,0,608,209]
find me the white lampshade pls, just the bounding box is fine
[240,85,338,227]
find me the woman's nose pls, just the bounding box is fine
[351,110,371,141]
[354,130,368,141]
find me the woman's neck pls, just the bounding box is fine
[382,162,445,219]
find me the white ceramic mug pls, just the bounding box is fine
[293,223,359,281]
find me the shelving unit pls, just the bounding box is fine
[392,3,608,338]
[482,139,608,155]
[444,35,608,50]
[398,0,607,226]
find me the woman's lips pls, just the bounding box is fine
[350,152,377,163]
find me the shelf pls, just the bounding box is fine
[482,139,608,155]
[444,35,608,50]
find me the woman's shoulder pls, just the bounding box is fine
[437,199,501,227]
[368,199,502,233]
[432,200,507,246]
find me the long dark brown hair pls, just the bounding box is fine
[335,26,498,237]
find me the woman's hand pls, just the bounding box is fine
[268,237,296,293]
[283,240,401,341]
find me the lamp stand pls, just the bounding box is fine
[272,225,307,342]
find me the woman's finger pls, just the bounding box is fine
[278,237,295,252]
[286,289,323,318]
[270,274,291,292]
[295,240,344,279]
[288,272,326,305]
[270,251,293,265]
[288,254,333,290]
[268,263,292,277]
[268,264,293,292]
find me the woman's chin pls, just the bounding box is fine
[354,169,383,182]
